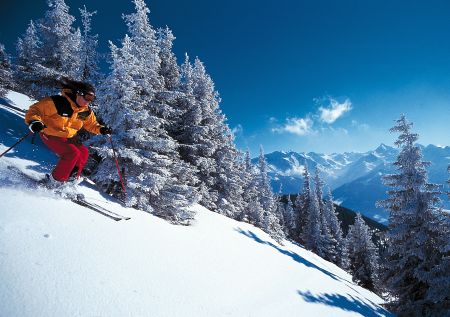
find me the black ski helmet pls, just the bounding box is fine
[60,77,95,95]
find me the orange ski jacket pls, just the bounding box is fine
[25,90,104,138]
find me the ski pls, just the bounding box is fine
[84,200,130,220]
[6,165,130,221]
[70,197,129,221]
[0,103,27,116]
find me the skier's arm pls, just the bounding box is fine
[25,100,46,125]
[25,99,54,132]
[82,111,105,135]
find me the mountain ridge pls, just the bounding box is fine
[256,144,450,223]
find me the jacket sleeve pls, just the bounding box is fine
[82,110,104,135]
[25,100,47,125]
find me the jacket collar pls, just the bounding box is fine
[61,90,89,112]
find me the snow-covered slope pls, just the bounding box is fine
[0,178,392,317]
[0,91,392,316]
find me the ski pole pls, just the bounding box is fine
[0,131,33,158]
[108,135,127,200]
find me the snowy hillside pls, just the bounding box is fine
[0,182,391,317]
[0,92,392,316]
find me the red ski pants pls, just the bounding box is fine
[40,133,89,182]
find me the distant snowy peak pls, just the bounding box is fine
[255,144,399,192]
[373,143,397,159]
[257,143,450,195]
[259,150,362,177]
[259,143,450,223]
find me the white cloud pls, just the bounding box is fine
[272,117,314,136]
[318,98,352,124]
[271,96,353,137]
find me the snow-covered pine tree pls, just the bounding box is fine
[426,209,450,315]
[303,183,322,255]
[275,185,286,232]
[175,54,245,216]
[122,0,163,96]
[239,150,252,222]
[428,158,450,313]
[346,213,380,292]
[240,150,264,224]
[313,168,325,215]
[15,20,42,98]
[257,146,276,213]
[294,163,311,243]
[378,114,445,315]
[157,27,180,91]
[174,54,218,210]
[0,43,14,97]
[35,0,82,96]
[214,136,246,219]
[193,57,242,212]
[314,168,335,261]
[283,195,296,236]
[79,5,102,85]
[324,187,348,268]
[180,53,194,95]
[91,0,198,225]
[255,146,284,242]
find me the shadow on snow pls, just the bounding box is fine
[236,228,340,281]
[297,291,394,317]
[236,228,394,316]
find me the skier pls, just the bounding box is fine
[25,79,111,186]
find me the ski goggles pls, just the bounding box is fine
[77,91,96,102]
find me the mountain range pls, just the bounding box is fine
[255,144,450,224]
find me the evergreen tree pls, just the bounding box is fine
[262,209,285,244]
[15,20,42,97]
[241,150,264,224]
[378,115,445,315]
[295,163,311,244]
[37,0,82,94]
[174,54,218,210]
[426,209,450,316]
[180,53,194,95]
[79,5,102,85]
[0,43,14,97]
[175,55,244,216]
[303,184,322,254]
[91,1,198,224]
[346,213,380,292]
[274,185,286,232]
[214,139,246,219]
[255,146,284,242]
[324,188,348,268]
[314,168,335,261]
[191,57,244,215]
[157,27,180,91]
[257,146,276,213]
[123,0,163,96]
[15,0,82,98]
[283,195,295,236]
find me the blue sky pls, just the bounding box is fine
[2,0,450,155]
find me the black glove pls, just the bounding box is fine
[28,121,45,133]
[100,126,112,135]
